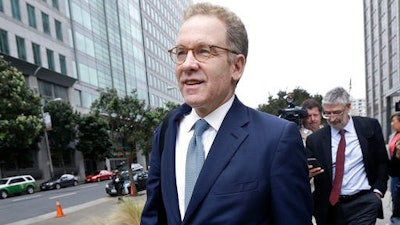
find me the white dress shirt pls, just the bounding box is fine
[330,116,371,196]
[175,96,234,220]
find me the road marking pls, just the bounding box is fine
[12,194,42,202]
[49,192,76,199]
[79,183,98,189]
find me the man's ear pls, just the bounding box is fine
[232,54,246,82]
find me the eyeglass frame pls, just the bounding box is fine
[168,44,239,65]
[321,109,346,119]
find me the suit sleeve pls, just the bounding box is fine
[370,119,389,195]
[270,122,313,225]
[140,124,167,225]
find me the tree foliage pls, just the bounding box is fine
[0,56,43,170]
[91,88,180,194]
[76,114,112,173]
[139,101,180,161]
[43,100,79,173]
[91,88,148,195]
[257,87,322,116]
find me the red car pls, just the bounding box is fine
[85,170,113,183]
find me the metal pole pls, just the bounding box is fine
[41,107,54,178]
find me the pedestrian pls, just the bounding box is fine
[140,2,313,225]
[388,113,400,224]
[112,170,124,200]
[306,86,389,225]
[300,99,324,193]
[300,98,324,144]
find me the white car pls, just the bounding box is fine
[0,175,37,199]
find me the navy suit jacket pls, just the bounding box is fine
[141,97,313,225]
[306,116,389,224]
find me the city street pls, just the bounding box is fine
[1,180,113,224]
[4,189,395,225]
[5,190,147,225]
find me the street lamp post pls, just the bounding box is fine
[41,98,62,179]
[41,107,54,178]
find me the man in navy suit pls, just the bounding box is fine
[306,87,388,225]
[140,2,313,225]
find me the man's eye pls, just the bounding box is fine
[196,47,211,55]
[175,48,187,56]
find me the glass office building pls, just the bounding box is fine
[0,0,190,179]
[363,0,399,138]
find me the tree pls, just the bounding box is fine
[43,100,78,174]
[257,87,322,116]
[76,114,112,174]
[91,88,148,195]
[139,101,180,165]
[0,56,43,172]
[91,88,180,195]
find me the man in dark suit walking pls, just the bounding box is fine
[140,2,313,225]
[306,87,389,225]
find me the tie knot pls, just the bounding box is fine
[339,129,346,136]
[193,119,209,137]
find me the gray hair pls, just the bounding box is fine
[322,87,350,106]
[183,2,248,59]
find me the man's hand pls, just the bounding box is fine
[309,165,324,178]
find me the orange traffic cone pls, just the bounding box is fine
[55,198,65,218]
[130,185,135,196]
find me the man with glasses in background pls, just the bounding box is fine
[141,2,313,225]
[306,87,389,225]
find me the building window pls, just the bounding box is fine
[16,35,26,60]
[46,48,55,70]
[27,4,36,28]
[41,12,50,35]
[55,19,63,41]
[11,0,21,21]
[74,89,82,107]
[32,42,41,66]
[0,0,4,12]
[59,54,66,75]
[0,29,9,54]
[52,0,59,10]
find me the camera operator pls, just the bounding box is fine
[278,94,308,127]
[299,99,324,144]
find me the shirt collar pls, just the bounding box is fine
[186,95,235,132]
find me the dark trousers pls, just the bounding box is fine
[327,191,381,225]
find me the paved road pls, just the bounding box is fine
[5,191,147,225]
[5,189,395,225]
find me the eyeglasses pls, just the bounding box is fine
[168,44,239,65]
[322,110,345,119]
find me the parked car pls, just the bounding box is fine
[0,175,37,199]
[85,170,113,183]
[105,171,148,196]
[40,174,78,190]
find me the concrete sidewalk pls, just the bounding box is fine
[6,191,147,225]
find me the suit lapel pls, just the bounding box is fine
[320,127,334,183]
[352,117,369,164]
[162,105,191,224]
[183,98,249,222]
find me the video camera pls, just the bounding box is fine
[278,94,308,126]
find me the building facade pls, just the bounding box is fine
[363,0,400,139]
[0,0,190,179]
[351,98,367,117]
